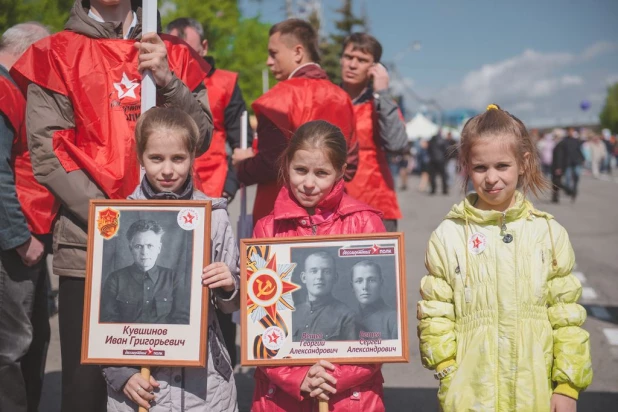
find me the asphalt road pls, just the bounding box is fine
[40,173,618,411]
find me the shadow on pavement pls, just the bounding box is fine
[583,304,618,326]
[41,369,618,412]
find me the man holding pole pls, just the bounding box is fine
[340,33,408,232]
[233,19,359,225]
[10,1,214,410]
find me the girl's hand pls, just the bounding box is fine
[134,32,173,88]
[551,393,577,412]
[123,373,159,410]
[300,360,337,401]
[202,262,235,292]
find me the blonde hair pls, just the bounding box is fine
[134,107,199,158]
[458,104,549,197]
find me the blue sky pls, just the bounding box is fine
[240,0,618,127]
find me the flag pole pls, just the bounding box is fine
[139,2,157,411]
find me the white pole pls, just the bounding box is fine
[240,111,248,220]
[262,68,269,94]
[140,0,157,180]
[141,0,157,114]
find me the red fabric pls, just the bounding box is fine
[10,31,209,229]
[345,100,402,220]
[0,75,56,234]
[194,69,237,197]
[251,180,386,412]
[247,65,357,224]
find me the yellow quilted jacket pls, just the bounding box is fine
[417,192,592,411]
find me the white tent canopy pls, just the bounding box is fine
[405,113,439,140]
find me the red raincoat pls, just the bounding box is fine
[345,100,402,220]
[10,31,209,231]
[0,75,55,234]
[251,179,386,412]
[195,69,237,197]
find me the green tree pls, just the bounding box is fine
[162,0,240,63]
[217,16,272,106]
[0,0,73,33]
[600,83,618,134]
[162,1,271,108]
[317,0,367,83]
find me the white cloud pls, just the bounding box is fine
[431,41,617,126]
[606,74,618,85]
[582,41,618,60]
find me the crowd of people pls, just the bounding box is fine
[0,1,596,412]
[391,125,617,204]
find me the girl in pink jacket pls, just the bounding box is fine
[251,120,386,412]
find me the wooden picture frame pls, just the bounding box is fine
[81,199,211,367]
[240,233,408,366]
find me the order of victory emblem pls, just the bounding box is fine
[97,207,120,239]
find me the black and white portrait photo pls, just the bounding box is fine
[99,213,192,325]
[291,251,358,342]
[290,246,399,342]
[241,234,407,366]
[351,260,398,339]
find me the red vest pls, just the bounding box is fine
[251,78,356,223]
[0,75,56,234]
[194,69,237,197]
[345,100,402,220]
[10,32,209,230]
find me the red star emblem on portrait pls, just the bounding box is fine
[183,212,195,224]
[268,331,280,344]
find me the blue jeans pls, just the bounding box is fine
[564,165,582,198]
[0,250,47,412]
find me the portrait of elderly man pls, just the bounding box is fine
[100,220,190,324]
[292,251,358,342]
[351,260,398,339]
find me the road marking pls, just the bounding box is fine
[603,329,618,346]
[590,306,612,322]
[581,287,598,300]
[573,271,586,283]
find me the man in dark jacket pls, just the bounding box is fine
[10,1,214,410]
[292,252,358,342]
[551,135,572,203]
[428,130,449,195]
[100,220,190,324]
[564,128,585,199]
[0,22,50,412]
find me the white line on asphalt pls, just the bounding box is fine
[590,306,612,321]
[603,329,618,346]
[581,287,598,300]
[573,271,586,283]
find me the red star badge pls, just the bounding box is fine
[183,212,195,224]
[268,331,280,344]
[472,236,481,249]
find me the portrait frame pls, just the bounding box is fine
[240,233,408,366]
[81,199,211,367]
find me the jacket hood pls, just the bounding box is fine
[272,179,381,223]
[445,191,553,224]
[66,0,160,39]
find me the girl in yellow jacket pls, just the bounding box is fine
[418,104,592,412]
